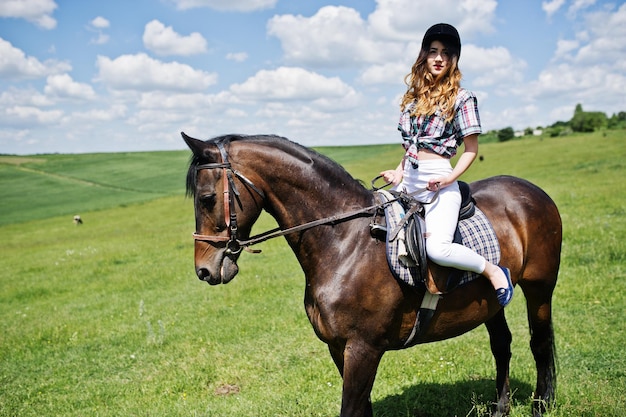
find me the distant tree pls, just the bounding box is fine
[479,130,499,143]
[497,127,515,142]
[569,103,608,132]
[546,127,562,137]
[524,127,533,136]
[608,112,626,129]
[574,103,583,115]
[552,120,568,127]
[545,120,572,137]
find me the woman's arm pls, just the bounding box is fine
[427,133,478,190]
[380,158,405,186]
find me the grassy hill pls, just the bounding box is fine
[0,151,191,225]
[0,131,624,416]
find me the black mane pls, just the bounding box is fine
[185,134,367,199]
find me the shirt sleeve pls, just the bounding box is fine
[398,107,413,145]
[454,90,482,139]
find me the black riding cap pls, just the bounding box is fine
[421,23,461,57]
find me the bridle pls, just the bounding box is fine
[192,139,437,254]
[191,139,391,254]
[192,139,265,255]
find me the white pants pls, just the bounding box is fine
[398,159,486,274]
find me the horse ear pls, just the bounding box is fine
[181,132,210,158]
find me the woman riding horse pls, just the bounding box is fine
[184,131,561,417]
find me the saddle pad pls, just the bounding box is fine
[378,190,501,288]
[456,206,501,286]
[380,190,422,287]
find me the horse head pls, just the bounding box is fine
[183,132,265,285]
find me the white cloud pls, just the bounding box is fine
[255,102,331,124]
[4,106,63,126]
[68,105,127,122]
[90,33,110,45]
[268,6,402,68]
[268,2,497,70]
[0,37,70,80]
[137,91,221,109]
[44,74,97,100]
[90,16,110,29]
[2,1,624,155]
[532,63,622,101]
[95,53,218,92]
[88,16,110,44]
[526,2,626,116]
[571,3,626,67]
[310,91,364,112]
[567,0,596,17]
[461,45,527,88]
[367,0,497,41]
[226,52,248,62]
[480,3,626,131]
[0,39,47,78]
[542,0,566,18]
[554,39,580,58]
[480,103,546,132]
[143,20,208,56]
[229,66,356,101]
[170,0,277,12]
[0,0,57,29]
[0,88,54,108]
[127,108,191,130]
[358,62,408,85]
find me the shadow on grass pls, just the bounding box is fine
[369,378,534,417]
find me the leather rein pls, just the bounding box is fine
[192,140,394,254]
[192,139,435,254]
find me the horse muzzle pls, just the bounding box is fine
[195,253,239,285]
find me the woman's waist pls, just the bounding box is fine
[405,156,452,171]
[417,150,449,160]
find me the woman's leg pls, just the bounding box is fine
[401,160,511,302]
[423,184,486,273]
[425,187,511,301]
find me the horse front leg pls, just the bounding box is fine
[485,309,513,416]
[330,341,383,417]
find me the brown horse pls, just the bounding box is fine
[183,132,561,417]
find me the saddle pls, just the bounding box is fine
[372,182,489,294]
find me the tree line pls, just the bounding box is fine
[487,104,626,142]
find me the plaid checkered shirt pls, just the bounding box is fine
[398,88,482,166]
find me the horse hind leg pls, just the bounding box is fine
[485,309,513,416]
[521,281,557,417]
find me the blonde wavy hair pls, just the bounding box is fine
[400,43,462,122]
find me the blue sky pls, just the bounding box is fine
[1,0,624,155]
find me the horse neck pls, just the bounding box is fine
[231,138,377,285]
[234,139,372,230]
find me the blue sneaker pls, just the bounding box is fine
[495,266,513,307]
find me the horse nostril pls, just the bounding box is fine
[196,268,211,281]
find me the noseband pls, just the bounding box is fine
[192,139,265,255]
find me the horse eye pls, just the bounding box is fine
[199,193,216,207]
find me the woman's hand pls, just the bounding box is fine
[427,176,450,191]
[380,168,403,186]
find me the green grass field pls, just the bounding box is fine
[1,131,625,416]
